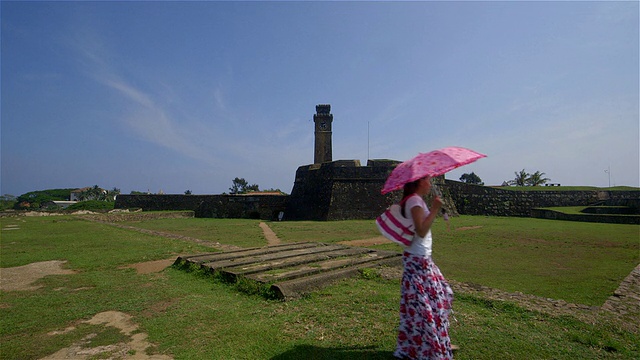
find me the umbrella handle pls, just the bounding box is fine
[431,184,443,198]
[431,185,448,219]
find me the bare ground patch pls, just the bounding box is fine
[42,311,173,360]
[122,259,176,274]
[338,236,391,247]
[0,260,76,291]
[456,226,483,231]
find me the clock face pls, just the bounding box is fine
[320,121,327,130]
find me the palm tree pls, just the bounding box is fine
[90,185,104,201]
[527,171,550,186]
[510,169,529,186]
[106,187,121,201]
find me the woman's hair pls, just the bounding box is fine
[403,179,421,198]
[403,176,432,198]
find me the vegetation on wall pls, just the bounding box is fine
[11,186,120,210]
[13,188,75,209]
[75,185,120,201]
[505,169,551,186]
[227,178,285,195]
[66,200,115,211]
[0,194,17,210]
[229,177,260,194]
[459,172,484,185]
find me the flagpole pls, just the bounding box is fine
[367,121,370,161]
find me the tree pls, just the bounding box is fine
[14,188,75,209]
[229,178,259,194]
[506,169,551,186]
[184,190,192,195]
[526,171,550,186]
[80,185,105,201]
[247,184,259,192]
[262,188,286,194]
[106,187,120,201]
[0,194,16,210]
[510,169,530,186]
[78,186,119,201]
[459,172,484,185]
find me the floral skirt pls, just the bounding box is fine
[394,252,454,360]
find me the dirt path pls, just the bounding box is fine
[84,218,243,252]
[259,222,281,246]
[86,218,283,250]
[336,226,485,247]
[338,236,390,247]
[123,259,176,274]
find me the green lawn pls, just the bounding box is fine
[1,215,638,359]
[269,216,638,306]
[495,186,639,191]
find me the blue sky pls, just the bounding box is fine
[2,1,638,196]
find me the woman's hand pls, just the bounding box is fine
[431,196,443,212]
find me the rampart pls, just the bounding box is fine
[446,180,640,218]
[114,166,639,223]
[283,160,456,221]
[114,194,287,221]
[529,209,639,225]
[284,160,396,221]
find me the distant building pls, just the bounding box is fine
[52,201,77,209]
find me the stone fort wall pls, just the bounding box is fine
[114,159,406,221]
[283,159,457,221]
[284,159,397,221]
[114,161,639,222]
[114,194,288,221]
[446,180,639,219]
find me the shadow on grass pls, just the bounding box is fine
[270,344,394,360]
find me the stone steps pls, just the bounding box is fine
[175,242,401,300]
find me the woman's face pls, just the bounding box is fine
[418,176,432,194]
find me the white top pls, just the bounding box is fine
[403,194,432,257]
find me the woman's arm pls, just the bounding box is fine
[410,196,443,238]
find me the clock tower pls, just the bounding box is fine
[313,104,333,164]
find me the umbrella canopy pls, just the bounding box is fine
[381,146,486,194]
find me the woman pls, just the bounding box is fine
[394,176,454,360]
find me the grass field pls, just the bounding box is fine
[494,186,639,191]
[124,216,639,305]
[1,215,638,359]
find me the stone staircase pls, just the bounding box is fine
[175,242,401,300]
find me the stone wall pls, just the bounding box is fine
[113,170,638,222]
[284,159,456,221]
[446,180,640,217]
[284,160,394,221]
[114,194,288,221]
[530,209,640,225]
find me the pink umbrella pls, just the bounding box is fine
[381,146,486,194]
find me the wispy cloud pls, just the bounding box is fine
[102,77,154,109]
[81,45,310,178]
[213,86,226,111]
[69,32,228,166]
